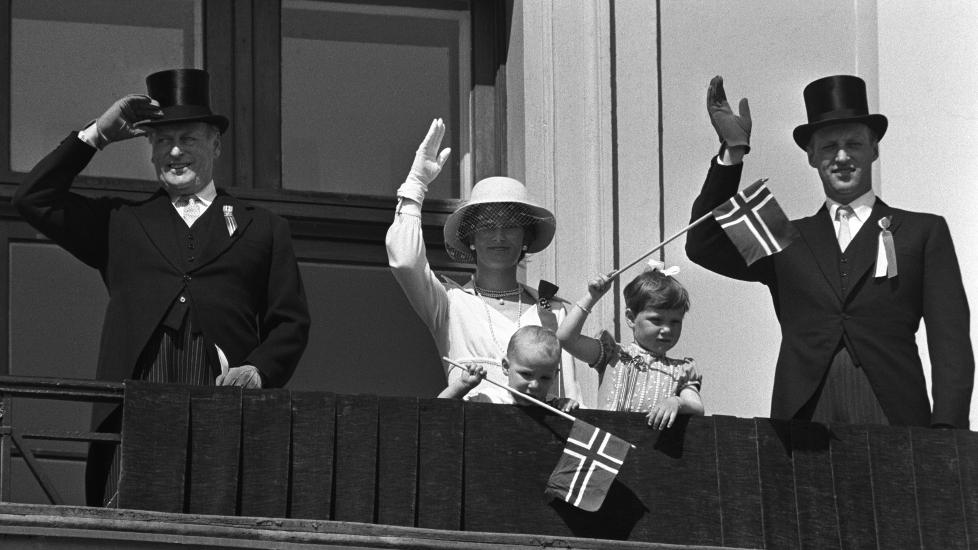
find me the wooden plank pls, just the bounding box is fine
[289,391,335,520]
[462,402,568,536]
[790,421,840,549]
[829,424,877,549]
[627,414,721,545]
[867,425,920,549]
[912,427,968,549]
[377,396,419,527]
[713,415,764,549]
[418,397,463,530]
[186,386,241,516]
[333,394,378,523]
[956,429,978,547]
[755,418,800,550]
[118,382,189,513]
[239,389,291,518]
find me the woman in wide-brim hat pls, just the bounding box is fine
[386,119,580,405]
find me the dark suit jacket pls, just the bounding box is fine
[686,159,974,428]
[13,133,310,424]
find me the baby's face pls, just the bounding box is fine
[627,307,685,356]
[505,356,557,400]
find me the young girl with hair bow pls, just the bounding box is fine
[556,261,704,429]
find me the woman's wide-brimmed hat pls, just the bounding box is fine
[137,69,230,134]
[792,75,887,150]
[443,176,556,264]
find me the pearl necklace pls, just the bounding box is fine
[475,287,523,353]
[473,284,522,305]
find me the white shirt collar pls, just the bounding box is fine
[170,180,217,206]
[826,189,876,222]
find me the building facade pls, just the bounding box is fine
[1,0,976,504]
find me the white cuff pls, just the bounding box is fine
[396,181,427,205]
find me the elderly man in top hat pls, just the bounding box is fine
[13,68,310,504]
[685,75,973,429]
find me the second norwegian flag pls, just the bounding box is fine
[712,178,799,265]
[545,420,632,512]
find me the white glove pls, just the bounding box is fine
[396,118,451,205]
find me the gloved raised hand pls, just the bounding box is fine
[707,76,751,154]
[94,94,163,149]
[397,118,452,204]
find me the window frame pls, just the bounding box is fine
[0,0,507,224]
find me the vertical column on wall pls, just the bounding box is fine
[514,1,614,407]
[611,0,663,333]
[471,0,506,183]
[251,0,281,190]
[206,0,235,188]
[230,1,255,189]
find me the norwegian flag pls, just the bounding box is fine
[545,420,632,512]
[712,178,799,265]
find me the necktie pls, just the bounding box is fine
[179,195,202,226]
[836,205,853,251]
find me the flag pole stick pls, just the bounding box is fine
[606,211,714,280]
[443,357,576,422]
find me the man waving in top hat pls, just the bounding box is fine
[685,75,973,429]
[13,69,311,505]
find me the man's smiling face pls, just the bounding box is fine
[148,122,221,196]
[807,122,878,204]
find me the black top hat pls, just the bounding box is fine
[138,69,229,134]
[792,75,887,150]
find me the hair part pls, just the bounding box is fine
[623,269,690,313]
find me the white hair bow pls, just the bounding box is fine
[645,259,680,277]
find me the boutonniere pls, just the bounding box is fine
[223,205,237,237]
[537,279,559,311]
[874,216,897,278]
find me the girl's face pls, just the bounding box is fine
[471,225,525,271]
[625,306,685,356]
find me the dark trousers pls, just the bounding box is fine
[86,320,215,507]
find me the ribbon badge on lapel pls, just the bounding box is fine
[874,216,897,278]
[223,205,237,237]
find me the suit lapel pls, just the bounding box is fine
[794,207,843,301]
[843,199,897,298]
[191,191,254,270]
[132,190,183,271]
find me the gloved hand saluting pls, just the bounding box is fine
[396,118,452,205]
[707,76,751,154]
[94,94,163,149]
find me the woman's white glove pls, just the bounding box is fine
[396,118,452,205]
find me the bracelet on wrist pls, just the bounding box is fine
[575,302,592,314]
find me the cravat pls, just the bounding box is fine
[178,195,202,227]
[837,205,853,251]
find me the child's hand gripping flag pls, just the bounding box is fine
[711,178,799,265]
[545,419,632,512]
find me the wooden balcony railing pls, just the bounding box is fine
[1,377,977,549]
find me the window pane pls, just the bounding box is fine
[282,1,469,198]
[10,0,202,180]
